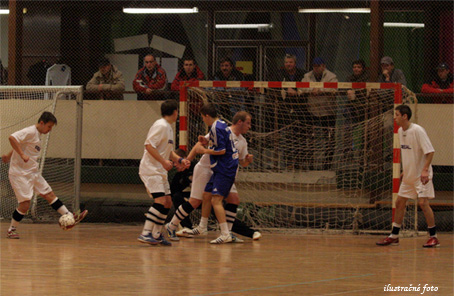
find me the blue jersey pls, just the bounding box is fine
[208,119,239,177]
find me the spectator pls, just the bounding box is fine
[133,54,167,100]
[299,57,338,170]
[171,58,205,91]
[378,56,406,85]
[0,59,7,85]
[86,57,125,100]
[275,54,306,98]
[214,57,244,81]
[346,59,370,83]
[214,58,246,117]
[421,63,453,93]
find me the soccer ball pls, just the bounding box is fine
[59,213,75,230]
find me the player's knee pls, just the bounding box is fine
[417,198,429,209]
[18,201,30,212]
[189,198,202,209]
[226,193,240,205]
[211,195,223,206]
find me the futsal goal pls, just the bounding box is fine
[0,86,83,222]
[179,81,418,233]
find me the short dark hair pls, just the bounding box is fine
[219,57,234,66]
[352,59,366,68]
[38,111,57,124]
[183,57,196,64]
[175,148,187,158]
[98,57,110,68]
[161,100,178,117]
[200,103,217,118]
[395,104,412,120]
[232,111,251,125]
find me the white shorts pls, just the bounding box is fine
[398,179,435,200]
[9,173,52,203]
[139,173,170,197]
[190,164,238,200]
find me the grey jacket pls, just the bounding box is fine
[378,68,406,85]
[86,65,125,93]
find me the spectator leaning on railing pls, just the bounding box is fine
[378,56,407,85]
[171,58,205,92]
[86,57,125,100]
[421,63,453,94]
[133,54,168,100]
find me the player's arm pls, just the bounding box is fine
[8,135,29,162]
[239,154,253,167]
[421,152,434,185]
[145,144,173,171]
[170,150,190,170]
[199,147,225,156]
[1,150,13,163]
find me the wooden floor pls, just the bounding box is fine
[1,223,452,296]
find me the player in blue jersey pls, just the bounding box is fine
[201,103,239,243]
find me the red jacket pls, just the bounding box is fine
[421,73,453,93]
[171,65,205,91]
[133,65,167,93]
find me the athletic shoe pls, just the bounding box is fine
[376,236,399,246]
[252,231,262,240]
[230,233,244,243]
[165,223,179,241]
[157,234,172,246]
[210,233,232,244]
[423,237,440,248]
[6,228,19,239]
[176,227,194,238]
[137,233,160,245]
[184,226,208,236]
[64,210,88,230]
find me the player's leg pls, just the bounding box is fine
[7,174,33,239]
[209,173,234,244]
[166,197,202,241]
[377,182,414,246]
[417,181,439,247]
[170,191,192,229]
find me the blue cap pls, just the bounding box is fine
[437,63,449,70]
[312,57,325,65]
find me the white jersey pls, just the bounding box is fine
[139,118,174,177]
[9,125,42,176]
[399,123,435,184]
[45,64,71,86]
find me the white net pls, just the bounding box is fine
[0,86,82,222]
[181,82,418,233]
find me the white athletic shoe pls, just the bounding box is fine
[183,226,208,237]
[252,231,262,240]
[176,227,194,238]
[210,233,232,244]
[230,233,244,243]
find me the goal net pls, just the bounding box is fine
[0,86,83,223]
[179,81,418,233]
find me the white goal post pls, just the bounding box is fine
[0,86,83,222]
[178,81,418,233]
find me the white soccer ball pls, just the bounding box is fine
[59,213,75,230]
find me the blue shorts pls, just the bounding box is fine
[204,172,235,198]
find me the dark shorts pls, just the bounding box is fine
[204,172,235,198]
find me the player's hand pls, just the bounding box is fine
[245,154,254,164]
[194,143,207,154]
[287,88,297,96]
[21,154,29,163]
[1,154,10,163]
[198,136,208,146]
[181,159,191,169]
[421,170,430,185]
[162,160,173,171]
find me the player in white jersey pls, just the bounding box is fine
[137,100,190,246]
[377,105,439,248]
[1,112,87,239]
[166,111,259,243]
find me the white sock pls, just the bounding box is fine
[142,220,153,236]
[219,222,229,236]
[199,217,208,229]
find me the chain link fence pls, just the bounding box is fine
[1,1,452,231]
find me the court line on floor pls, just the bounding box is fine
[192,273,375,296]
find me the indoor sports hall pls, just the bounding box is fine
[1,1,452,295]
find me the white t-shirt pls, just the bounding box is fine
[139,118,174,177]
[9,125,42,176]
[45,64,71,86]
[399,123,435,184]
